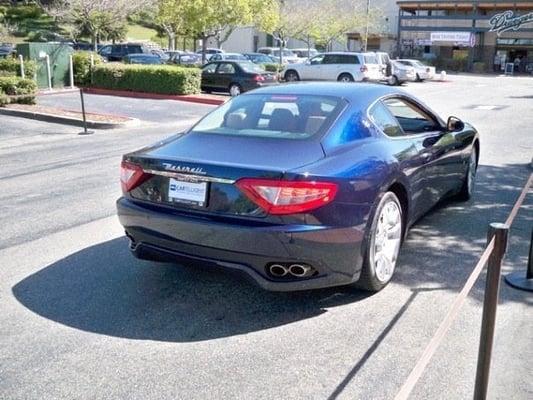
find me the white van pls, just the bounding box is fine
[282,52,382,82]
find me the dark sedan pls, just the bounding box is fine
[123,54,164,65]
[201,61,278,96]
[117,83,479,292]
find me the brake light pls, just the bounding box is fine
[120,161,150,193]
[360,65,368,73]
[236,178,338,215]
[253,74,265,82]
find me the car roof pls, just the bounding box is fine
[127,53,157,57]
[243,82,405,104]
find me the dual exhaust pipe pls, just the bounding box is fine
[269,263,314,278]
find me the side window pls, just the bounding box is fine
[338,54,359,64]
[309,54,324,65]
[369,102,404,137]
[217,63,236,74]
[202,63,217,74]
[383,98,440,134]
[323,55,339,64]
[99,45,111,56]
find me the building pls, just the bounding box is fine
[397,0,533,72]
[347,0,400,53]
[207,1,400,54]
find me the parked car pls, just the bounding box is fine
[257,47,300,64]
[282,52,382,82]
[0,43,15,58]
[374,51,392,77]
[123,54,164,65]
[98,43,151,62]
[381,61,416,86]
[397,59,436,81]
[117,82,479,292]
[291,48,319,59]
[208,53,249,62]
[200,61,278,96]
[168,52,202,66]
[243,53,278,64]
[196,48,224,61]
[150,49,170,61]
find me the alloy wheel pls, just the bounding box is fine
[372,200,402,283]
[229,84,241,96]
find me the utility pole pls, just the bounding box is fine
[363,0,370,52]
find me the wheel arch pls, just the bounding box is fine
[387,181,409,238]
[337,72,354,81]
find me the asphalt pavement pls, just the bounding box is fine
[0,76,532,400]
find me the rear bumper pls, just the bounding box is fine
[117,197,367,291]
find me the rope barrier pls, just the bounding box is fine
[394,172,532,400]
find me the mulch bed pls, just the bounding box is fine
[5,104,132,123]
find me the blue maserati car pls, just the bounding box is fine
[117,83,479,292]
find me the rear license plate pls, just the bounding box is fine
[168,178,208,206]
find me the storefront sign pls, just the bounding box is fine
[489,11,533,36]
[430,32,472,43]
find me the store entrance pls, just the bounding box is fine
[496,48,532,74]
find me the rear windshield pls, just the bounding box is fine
[190,94,346,140]
[239,62,266,73]
[364,55,378,64]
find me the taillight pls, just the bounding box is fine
[236,178,338,215]
[253,74,265,82]
[360,65,368,73]
[120,161,149,193]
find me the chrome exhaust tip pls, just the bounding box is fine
[289,264,313,278]
[269,264,289,277]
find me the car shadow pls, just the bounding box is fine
[12,237,371,342]
[395,162,532,305]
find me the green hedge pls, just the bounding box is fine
[262,63,283,73]
[92,64,201,95]
[0,76,38,105]
[0,58,38,78]
[72,51,103,86]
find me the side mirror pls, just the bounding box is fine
[447,116,464,132]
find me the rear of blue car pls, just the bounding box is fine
[117,93,374,290]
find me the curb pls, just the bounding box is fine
[0,107,139,129]
[83,88,226,106]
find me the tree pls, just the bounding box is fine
[39,0,150,50]
[156,0,188,51]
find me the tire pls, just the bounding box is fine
[456,146,477,201]
[229,83,242,97]
[388,75,399,86]
[338,73,354,82]
[416,73,421,82]
[285,70,300,82]
[357,192,403,292]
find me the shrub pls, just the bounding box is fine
[72,51,103,86]
[0,57,38,78]
[262,63,282,73]
[0,90,8,107]
[92,63,201,95]
[0,76,38,105]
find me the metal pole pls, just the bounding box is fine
[18,55,25,79]
[69,54,74,88]
[78,88,93,135]
[45,55,52,90]
[363,0,370,52]
[474,223,509,400]
[505,229,533,291]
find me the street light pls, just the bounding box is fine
[363,0,370,52]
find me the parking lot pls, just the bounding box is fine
[0,75,532,399]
